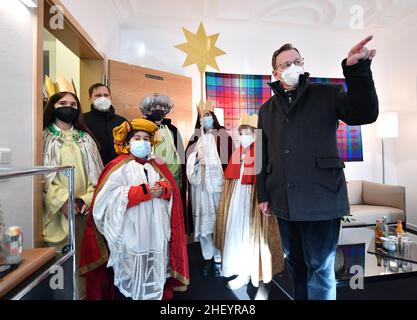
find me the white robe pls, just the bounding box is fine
[221,156,253,277]
[186,133,224,240]
[93,159,172,300]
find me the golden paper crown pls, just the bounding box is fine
[239,112,258,129]
[44,75,77,98]
[197,99,214,114]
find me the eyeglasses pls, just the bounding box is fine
[275,58,304,71]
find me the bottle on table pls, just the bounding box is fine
[396,219,406,252]
[396,220,405,235]
[381,216,389,237]
[375,218,383,244]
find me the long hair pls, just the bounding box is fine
[194,111,223,131]
[186,111,227,155]
[44,92,89,132]
[43,92,100,148]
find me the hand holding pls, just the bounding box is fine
[150,185,163,198]
[259,202,271,216]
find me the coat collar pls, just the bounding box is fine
[268,72,310,95]
[90,104,116,117]
[268,73,310,114]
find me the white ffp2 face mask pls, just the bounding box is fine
[93,97,112,112]
[281,64,304,88]
[240,134,255,149]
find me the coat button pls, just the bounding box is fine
[284,148,291,154]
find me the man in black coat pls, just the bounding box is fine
[256,36,378,300]
[83,83,127,165]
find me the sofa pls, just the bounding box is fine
[344,180,406,227]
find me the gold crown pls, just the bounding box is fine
[239,112,258,129]
[44,75,77,98]
[197,99,214,114]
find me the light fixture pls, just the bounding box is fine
[19,0,37,8]
[377,112,399,184]
[137,44,146,57]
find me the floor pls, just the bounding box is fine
[173,242,290,300]
[173,242,417,300]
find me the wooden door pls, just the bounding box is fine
[108,60,193,145]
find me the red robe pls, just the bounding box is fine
[224,143,256,185]
[79,154,189,300]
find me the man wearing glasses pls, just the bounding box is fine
[256,36,379,300]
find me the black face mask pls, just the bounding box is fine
[53,107,79,124]
[147,109,165,122]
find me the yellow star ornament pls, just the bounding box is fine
[175,22,226,75]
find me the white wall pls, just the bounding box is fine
[374,12,417,230]
[61,0,121,61]
[0,0,36,248]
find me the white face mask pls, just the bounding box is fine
[240,134,255,149]
[281,63,304,88]
[93,97,112,112]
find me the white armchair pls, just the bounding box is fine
[345,180,406,227]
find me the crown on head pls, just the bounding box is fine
[44,75,77,98]
[239,112,258,129]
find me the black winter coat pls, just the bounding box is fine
[83,105,127,166]
[256,58,378,221]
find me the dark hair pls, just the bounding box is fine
[43,92,92,136]
[194,111,223,131]
[185,111,224,152]
[88,83,111,98]
[271,44,301,70]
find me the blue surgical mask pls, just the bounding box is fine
[130,140,151,159]
[203,116,214,129]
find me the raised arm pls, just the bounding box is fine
[337,35,379,125]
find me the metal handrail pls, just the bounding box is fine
[0,166,73,179]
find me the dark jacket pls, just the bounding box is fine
[83,105,127,166]
[256,58,379,221]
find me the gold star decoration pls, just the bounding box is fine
[175,22,226,75]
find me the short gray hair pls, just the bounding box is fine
[139,93,173,115]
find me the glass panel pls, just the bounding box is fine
[0,167,75,299]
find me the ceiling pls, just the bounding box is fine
[107,0,417,31]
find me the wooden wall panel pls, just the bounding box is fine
[108,60,194,145]
[34,0,45,248]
